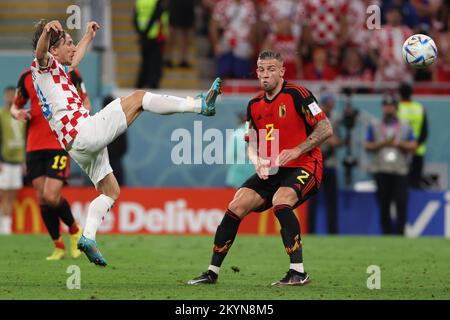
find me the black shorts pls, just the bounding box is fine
[169,0,195,28]
[240,167,320,212]
[26,149,70,182]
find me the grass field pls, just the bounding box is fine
[1,234,449,300]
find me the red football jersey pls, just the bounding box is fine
[14,68,88,152]
[247,81,326,181]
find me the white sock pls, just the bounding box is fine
[142,92,202,114]
[290,263,304,273]
[0,216,12,235]
[208,265,220,275]
[83,194,115,240]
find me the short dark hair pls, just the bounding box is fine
[32,19,65,52]
[399,82,412,100]
[258,50,284,63]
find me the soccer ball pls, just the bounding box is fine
[402,34,437,68]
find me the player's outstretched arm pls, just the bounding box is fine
[71,21,100,70]
[36,20,63,67]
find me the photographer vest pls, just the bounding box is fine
[369,119,412,176]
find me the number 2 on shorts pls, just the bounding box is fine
[296,170,310,185]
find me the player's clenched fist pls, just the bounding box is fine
[45,20,63,34]
[85,21,100,39]
[256,157,271,180]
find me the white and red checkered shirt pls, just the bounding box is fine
[301,0,349,47]
[30,54,89,149]
[212,0,256,58]
[370,25,413,82]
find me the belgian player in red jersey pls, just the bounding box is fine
[189,51,333,286]
[10,67,90,260]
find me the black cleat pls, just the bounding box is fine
[271,269,310,287]
[187,270,218,285]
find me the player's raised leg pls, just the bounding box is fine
[77,173,119,267]
[120,77,222,127]
[187,188,265,285]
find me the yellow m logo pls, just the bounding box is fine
[14,197,41,233]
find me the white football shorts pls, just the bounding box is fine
[68,98,127,186]
[0,162,23,190]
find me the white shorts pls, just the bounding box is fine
[0,162,23,190]
[68,98,127,186]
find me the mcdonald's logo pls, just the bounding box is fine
[13,197,42,233]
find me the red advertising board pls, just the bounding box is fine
[12,187,309,235]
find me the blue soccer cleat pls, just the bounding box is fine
[198,77,223,116]
[77,235,107,267]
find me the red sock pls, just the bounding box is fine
[54,238,65,250]
[69,223,79,235]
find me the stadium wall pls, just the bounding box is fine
[11,187,450,237]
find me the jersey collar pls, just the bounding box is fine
[264,80,286,103]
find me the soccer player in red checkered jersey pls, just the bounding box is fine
[11,65,90,261]
[188,51,333,286]
[31,20,222,266]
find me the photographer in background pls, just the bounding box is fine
[365,94,417,235]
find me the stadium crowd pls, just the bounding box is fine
[199,0,450,88]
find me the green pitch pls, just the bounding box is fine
[1,234,449,300]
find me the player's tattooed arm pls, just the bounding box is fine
[36,20,63,67]
[298,117,333,154]
[71,21,100,71]
[276,118,333,166]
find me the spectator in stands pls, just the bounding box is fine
[433,48,450,83]
[347,0,384,54]
[410,0,441,33]
[308,91,341,234]
[365,94,417,235]
[209,0,257,79]
[338,48,374,83]
[165,0,196,68]
[262,17,302,80]
[370,5,413,84]
[102,96,128,186]
[397,83,429,189]
[133,0,169,88]
[433,13,450,84]
[301,0,349,65]
[303,46,337,81]
[0,86,26,234]
[225,112,254,188]
[382,0,420,29]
